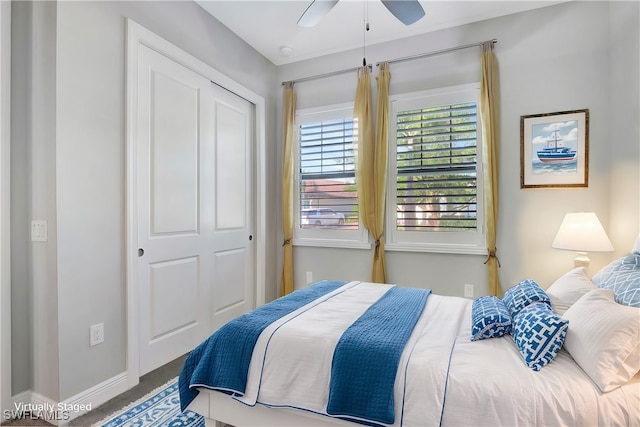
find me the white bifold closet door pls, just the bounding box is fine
[136,44,254,375]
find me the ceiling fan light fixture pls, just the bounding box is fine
[297,0,425,28]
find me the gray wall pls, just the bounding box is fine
[1,0,13,415]
[277,1,640,296]
[12,0,278,401]
[608,1,640,246]
[11,0,59,399]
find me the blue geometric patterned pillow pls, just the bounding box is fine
[592,253,640,307]
[470,296,512,341]
[502,279,552,318]
[512,302,569,371]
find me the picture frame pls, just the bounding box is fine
[520,109,589,188]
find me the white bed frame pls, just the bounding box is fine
[189,389,352,427]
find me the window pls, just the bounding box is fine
[386,84,485,254]
[294,104,369,248]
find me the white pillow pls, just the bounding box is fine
[633,234,640,253]
[546,267,596,315]
[562,288,640,392]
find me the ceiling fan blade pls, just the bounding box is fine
[381,0,425,25]
[297,0,339,27]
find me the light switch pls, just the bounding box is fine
[31,220,48,242]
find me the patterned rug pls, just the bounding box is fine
[97,378,204,427]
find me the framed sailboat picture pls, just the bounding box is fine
[520,109,589,188]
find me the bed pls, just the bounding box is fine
[178,241,640,427]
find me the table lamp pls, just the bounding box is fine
[552,212,614,268]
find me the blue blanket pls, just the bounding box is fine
[178,280,347,411]
[327,287,431,425]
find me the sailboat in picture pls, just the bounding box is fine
[536,125,576,163]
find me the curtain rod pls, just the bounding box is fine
[281,64,371,86]
[377,38,497,67]
[281,38,497,85]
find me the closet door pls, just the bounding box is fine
[135,45,254,375]
[209,84,255,332]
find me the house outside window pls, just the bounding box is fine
[293,104,369,249]
[386,83,486,254]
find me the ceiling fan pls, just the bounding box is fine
[297,0,425,27]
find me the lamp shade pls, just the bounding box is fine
[552,212,614,252]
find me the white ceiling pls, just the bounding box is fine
[195,0,568,66]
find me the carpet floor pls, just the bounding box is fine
[71,354,187,426]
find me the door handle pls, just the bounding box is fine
[249,235,253,241]
[138,248,145,257]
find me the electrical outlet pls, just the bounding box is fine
[90,323,104,346]
[464,284,474,298]
[306,271,313,284]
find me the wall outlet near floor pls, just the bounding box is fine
[90,323,104,346]
[464,284,474,298]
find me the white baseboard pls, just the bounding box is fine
[9,371,129,426]
[60,371,129,425]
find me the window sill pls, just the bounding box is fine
[384,242,488,256]
[293,238,372,250]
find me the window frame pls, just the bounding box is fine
[385,83,486,255]
[292,103,370,249]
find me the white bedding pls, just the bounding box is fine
[188,281,640,426]
[237,281,395,410]
[443,302,640,426]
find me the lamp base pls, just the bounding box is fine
[573,251,590,268]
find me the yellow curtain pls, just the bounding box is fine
[479,42,502,297]
[281,82,296,296]
[370,63,391,283]
[355,63,390,283]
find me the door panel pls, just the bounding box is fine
[150,72,199,235]
[212,249,246,311]
[149,257,199,341]
[216,102,247,230]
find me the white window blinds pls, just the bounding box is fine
[395,102,478,232]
